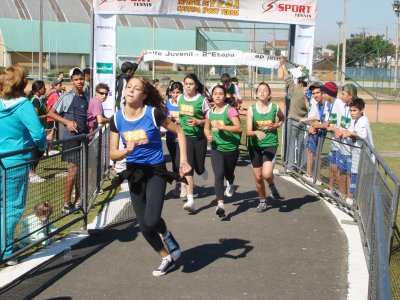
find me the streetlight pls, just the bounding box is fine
[336,21,343,83]
[341,0,347,86]
[393,0,400,90]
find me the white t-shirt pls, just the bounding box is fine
[348,115,374,173]
[324,98,346,151]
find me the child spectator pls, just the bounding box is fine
[46,78,64,143]
[231,77,242,109]
[220,73,239,108]
[87,83,110,133]
[335,84,357,201]
[302,82,324,183]
[83,68,91,99]
[320,82,344,197]
[28,80,47,183]
[18,202,56,248]
[341,98,374,204]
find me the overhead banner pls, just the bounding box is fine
[93,14,116,117]
[94,0,317,26]
[143,50,280,68]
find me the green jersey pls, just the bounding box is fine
[178,94,206,137]
[208,105,240,152]
[249,102,279,148]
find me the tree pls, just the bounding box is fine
[326,33,394,68]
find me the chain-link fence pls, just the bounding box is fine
[0,125,110,264]
[284,118,400,300]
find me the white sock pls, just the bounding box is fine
[163,255,172,262]
[186,194,194,204]
[217,201,224,208]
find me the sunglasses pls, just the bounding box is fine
[97,91,108,96]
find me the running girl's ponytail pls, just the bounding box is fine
[139,78,167,113]
[184,73,205,95]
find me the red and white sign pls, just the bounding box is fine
[93,0,317,26]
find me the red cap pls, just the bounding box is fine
[321,82,338,98]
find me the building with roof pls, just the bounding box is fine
[0,0,250,75]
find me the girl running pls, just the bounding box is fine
[165,81,183,196]
[204,85,241,218]
[247,82,284,212]
[177,73,210,213]
[109,77,191,277]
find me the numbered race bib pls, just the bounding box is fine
[211,120,224,131]
[180,104,194,116]
[256,120,272,130]
[123,129,149,144]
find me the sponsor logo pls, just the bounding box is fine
[96,25,114,30]
[262,1,313,18]
[96,62,113,74]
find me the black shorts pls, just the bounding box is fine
[176,135,207,176]
[249,146,277,168]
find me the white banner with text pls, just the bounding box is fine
[144,50,280,68]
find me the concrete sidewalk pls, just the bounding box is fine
[1,158,348,300]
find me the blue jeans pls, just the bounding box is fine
[0,165,28,259]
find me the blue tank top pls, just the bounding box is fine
[166,99,179,138]
[115,105,164,165]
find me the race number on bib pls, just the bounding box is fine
[211,120,224,131]
[123,129,149,144]
[180,104,194,116]
[256,120,272,130]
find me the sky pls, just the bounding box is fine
[315,0,396,46]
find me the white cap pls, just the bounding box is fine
[69,67,82,78]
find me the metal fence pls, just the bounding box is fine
[0,125,110,264]
[284,118,400,300]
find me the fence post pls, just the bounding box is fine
[312,132,324,184]
[81,136,89,231]
[0,166,6,261]
[97,127,103,192]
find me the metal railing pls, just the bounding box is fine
[284,118,400,300]
[0,125,110,264]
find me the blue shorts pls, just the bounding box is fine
[306,134,318,154]
[350,173,358,194]
[329,150,338,165]
[337,153,352,173]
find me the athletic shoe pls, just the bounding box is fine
[224,182,235,198]
[200,169,208,181]
[302,174,313,183]
[152,256,175,277]
[183,201,195,213]
[62,203,75,215]
[5,259,18,266]
[29,173,45,183]
[163,232,181,261]
[269,183,283,200]
[346,197,354,207]
[216,203,226,218]
[256,200,268,213]
[323,188,334,197]
[180,183,187,199]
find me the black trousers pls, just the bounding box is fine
[128,164,167,252]
[176,135,207,176]
[210,149,239,199]
[166,133,178,173]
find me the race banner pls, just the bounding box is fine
[293,25,315,71]
[93,14,117,117]
[93,0,317,26]
[143,50,280,68]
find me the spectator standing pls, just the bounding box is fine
[87,83,110,134]
[46,78,64,142]
[47,67,89,214]
[115,51,145,110]
[28,80,47,183]
[0,65,46,265]
[83,68,91,99]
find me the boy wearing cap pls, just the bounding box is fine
[48,67,88,214]
[319,82,346,196]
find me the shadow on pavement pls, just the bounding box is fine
[278,195,319,212]
[180,238,253,273]
[0,221,138,300]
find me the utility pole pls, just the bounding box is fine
[152,17,155,80]
[340,0,347,86]
[393,1,400,90]
[336,21,343,83]
[39,0,43,80]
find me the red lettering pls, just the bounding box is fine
[284,4,291,11]
[298,6,305,13]
[277,3,284,11]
